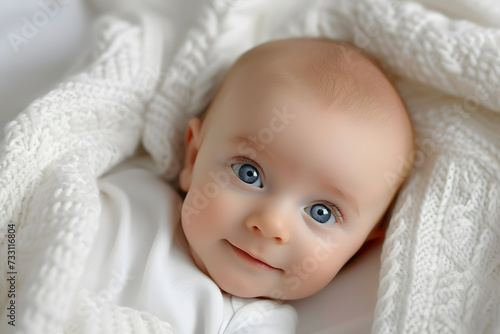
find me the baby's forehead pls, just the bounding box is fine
[226,39,398,120]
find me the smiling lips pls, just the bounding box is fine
[227,241,280,271]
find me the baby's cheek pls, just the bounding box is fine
[279,237,351,299]
[182,183,236,232]
[280,258,341,299]
[200,190,241,228]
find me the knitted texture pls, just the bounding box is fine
[68,294,174,334]
[0,13,166,334]
[1,0,499,333]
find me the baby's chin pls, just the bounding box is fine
[185,246,266,298]
[212,274,317,301]
[210,272,264,298]
[208,271,287,300]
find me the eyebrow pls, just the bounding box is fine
[230,135,274,161]
[230,136,360,216]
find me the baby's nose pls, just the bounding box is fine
[245,209,290,244]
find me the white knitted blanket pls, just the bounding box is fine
[1,0,500,333]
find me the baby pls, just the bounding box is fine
[75,37,414,333]
[178,38,414,301]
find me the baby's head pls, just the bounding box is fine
[179,38,414,300]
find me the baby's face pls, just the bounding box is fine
[180,48,410,300]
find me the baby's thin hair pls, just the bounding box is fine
[273,38,403,126]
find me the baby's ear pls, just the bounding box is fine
[356,226,385,256]
[179,118,203,192]
[365,226,385,243]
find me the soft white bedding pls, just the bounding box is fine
[0,0,214,140]
[1,0,500,333]
[0,0,90,140]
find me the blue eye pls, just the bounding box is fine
[232,163,263,188]
[305,204,342,225]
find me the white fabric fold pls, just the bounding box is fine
[1,0,499,333]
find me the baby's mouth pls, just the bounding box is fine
[226,240,281,271]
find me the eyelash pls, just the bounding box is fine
[230,156,345,224]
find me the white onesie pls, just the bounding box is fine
[72,161,297,333]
